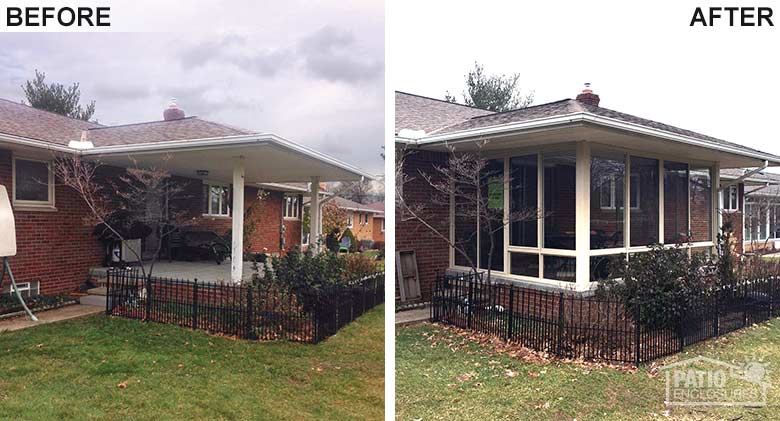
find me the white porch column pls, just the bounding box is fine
[231,157,245,283]
[575,142,591,292]
[310,177,320,253]
[713,162,721,251]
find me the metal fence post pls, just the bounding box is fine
[105,269,111,315]
[506,286,514,340]
[245,285,256,340]
[743,283,749,328]
[714,288,720,337]
[634,305,641,366]
[770,277,775,317]
[556,292,565,357]
[192,279,199,330]
[145,274,152,322]
[467,277,474,329]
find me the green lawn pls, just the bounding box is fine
[397,319,780,420]
[0,305,384,420]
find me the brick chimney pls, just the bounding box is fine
[163,98,185,121]
[575,83,600,107]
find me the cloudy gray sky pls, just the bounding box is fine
[391,0,780,172]
[0,0,384,174]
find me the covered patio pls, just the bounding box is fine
[416,121,780,292]
[83,133,372,283]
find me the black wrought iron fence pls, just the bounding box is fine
[105,268,384,343]
[431,272,780,364]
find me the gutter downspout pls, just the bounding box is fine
[744,182,773,197]
[720,160,769,191]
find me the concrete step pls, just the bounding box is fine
[79,295,106,308]
[395,307,430,327]
[86,287,107,296]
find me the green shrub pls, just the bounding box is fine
[598,244,716,330]
[260,249,346,313]
[344,253,378,281]
[325,229,341,253]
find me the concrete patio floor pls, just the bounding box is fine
[91,260,259,283]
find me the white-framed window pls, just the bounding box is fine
[381,218,385,232]
[13,156,55,208]
[347,212,354,228]
[284,195,300,219]
[363,213,370,225]
[204,183,230,216]
[599,174,639,210]
[722,185,739,211]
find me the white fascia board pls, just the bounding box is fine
[412,112,780,164]
[0,132,74,154]
[82,133,374,181]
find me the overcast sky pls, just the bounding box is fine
[391,0,780,173]
[0,0,384,174]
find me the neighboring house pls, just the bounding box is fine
[331,196,383,242]
[366,202,385,243]
[0,98,371,295]
[395,88,780,300]
[719,170,780,253]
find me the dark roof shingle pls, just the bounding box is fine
[84,117,250,146]
[395,91,493,134]
[0,98,102,145]
[0,98,251,148]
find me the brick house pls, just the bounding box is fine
[0,98,371,296]
[330,197,383,243]
[366,202,385,244]
[395,88,780,301]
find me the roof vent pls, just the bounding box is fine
[575,83,600,107]
[68,131,94,150]
[163,98,185,121]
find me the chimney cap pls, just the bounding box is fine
[163,98,185,121]
[576,83,600,107]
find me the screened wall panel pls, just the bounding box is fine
[543,151,576,250]
[664,161,689,243]
[590,152,625,249]
[629,156,659,246]
[510,155,538,247]
[689,167,712,242]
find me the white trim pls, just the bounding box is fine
[575,142,591,291]
[408,112,780,165]
[283,194,301,220]
[82,133,374,181]
[11,155,55,209]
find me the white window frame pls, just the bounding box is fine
[347,212,354,228]
[723,185,739,211]
[12,156,55,209]
[204,182,230,217]
[599,174,639,210]
[381,218,385,232]
[283,195,300,220]
[447,144,716,292]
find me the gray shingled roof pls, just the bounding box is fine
[331,196,383,213]
[0,98,102,145]
[83,117,249,146]
[395,91,492,134]
[395,92,778,160]
[0,97,251,147]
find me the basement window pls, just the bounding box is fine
[3,280,40,298]
[13,157,55,208]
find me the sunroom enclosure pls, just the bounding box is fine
[450,142,720,292]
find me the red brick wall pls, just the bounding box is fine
[397,150,450,301]
[0,149,103,295]
[372,217,384,243]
